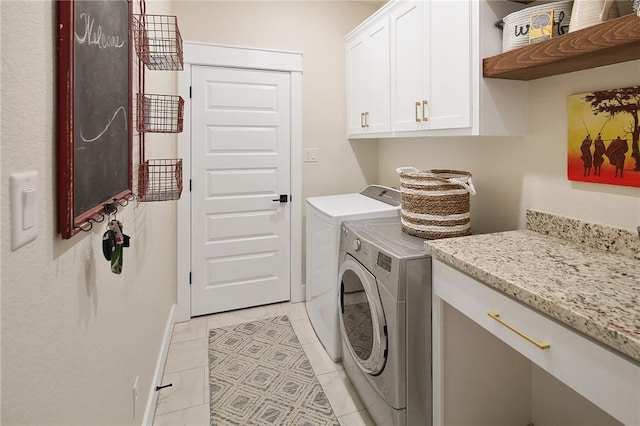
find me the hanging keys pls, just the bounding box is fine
[110,219,124,244]
[102,228,117,261]
[109,220,124,274]
[102,219,131,274]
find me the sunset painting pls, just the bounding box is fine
[567,86,640,188]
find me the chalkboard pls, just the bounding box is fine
[57,0,132,239]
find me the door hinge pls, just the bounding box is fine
[189,86,192,99]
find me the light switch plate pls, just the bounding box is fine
[304,148,318,162]
[10,171,38,250]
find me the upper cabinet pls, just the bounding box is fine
[346,0,529,139]
[346,14,391,136]
[390,1,471,132]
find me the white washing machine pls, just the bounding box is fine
[306,185,401,362]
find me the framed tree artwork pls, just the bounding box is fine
[567,86,640,188]
[57,0,133,239]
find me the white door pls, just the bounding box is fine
[426,0,471,130]
[346,15,390,136]
[366,17,391,134]
[190,66,291,316]
[390,1,424,132]
[346,36,368,135]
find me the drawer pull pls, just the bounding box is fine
[488,312,550,350]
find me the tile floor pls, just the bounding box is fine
[152,301,375,426]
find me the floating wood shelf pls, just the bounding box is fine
[483,13,640,80]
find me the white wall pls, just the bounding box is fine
[1,1,177,424]
[520,61,640,231]
[379,60,640,234]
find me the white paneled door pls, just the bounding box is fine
[190,66,291,316]
[390,1,423,132]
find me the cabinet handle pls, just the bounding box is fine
[422,100,428,122]
[364,112,369,128]
[415,102,421,122]
[488,312,550,350]
[360,112,365,128]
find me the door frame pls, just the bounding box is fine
[176,41,303,322]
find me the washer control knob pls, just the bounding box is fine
[353,239,362,252]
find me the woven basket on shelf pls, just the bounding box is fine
[501,0,573,52]
[396,167,476,240]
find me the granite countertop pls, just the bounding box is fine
[424,213,640,363]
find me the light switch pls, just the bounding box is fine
[22,188,36,229]
[10,171,38,250]
[304,148,318,162]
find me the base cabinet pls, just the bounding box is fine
[432,259,640,426]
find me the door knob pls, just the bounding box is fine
[272,194,289,203]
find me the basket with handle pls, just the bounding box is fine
[396,167,476,239]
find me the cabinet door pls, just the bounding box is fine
[425,0,471,130]
[390,1,424,132]
[346,36,368,135]
[365,19,390,134]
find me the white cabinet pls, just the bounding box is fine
[390,0,471,132]
[346,0,529,138]
[345,14,390,135]
[432,259,640,426]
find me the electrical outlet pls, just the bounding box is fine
[132,375,139,418]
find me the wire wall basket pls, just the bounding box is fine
[132,14,184,71]
[138,159,183,202]
[136,93,184,133]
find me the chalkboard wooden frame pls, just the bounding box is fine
[57,0,133,239]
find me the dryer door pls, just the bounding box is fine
[338,255,387,375]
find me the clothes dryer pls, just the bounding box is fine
[306,186,400,362]
[338,216,432,425]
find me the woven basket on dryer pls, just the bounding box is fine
[396,167,476,240]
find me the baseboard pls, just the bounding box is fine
[291,283,306,303]
[141,303,176,426]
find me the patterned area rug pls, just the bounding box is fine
[208,315,339,425]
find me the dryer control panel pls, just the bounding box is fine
[376,251,392,273]
[341,217,430,302]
